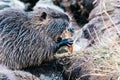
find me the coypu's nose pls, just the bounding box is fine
[51,13,69,22]
[61,14,70,22]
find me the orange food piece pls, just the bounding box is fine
[63,30,73,53]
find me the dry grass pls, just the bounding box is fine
[72,0,120,79]
[91,0,120,77]
[88,44,120,75]
[72,39,120,79]
[90,0,120,79]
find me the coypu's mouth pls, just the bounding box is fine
[58,26,74,43]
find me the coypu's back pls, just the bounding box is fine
[0,8,70,69]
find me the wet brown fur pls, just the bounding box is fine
[0,8,69,69]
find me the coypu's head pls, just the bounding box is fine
[0,8,71,69]
[29,7,70,41]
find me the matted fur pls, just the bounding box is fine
[0,65,39,80]
[0,8,69,69]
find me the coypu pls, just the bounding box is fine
[0,7,73,69]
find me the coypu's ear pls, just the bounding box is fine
[40,12,47,21]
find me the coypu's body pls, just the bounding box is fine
[0,8,72,69]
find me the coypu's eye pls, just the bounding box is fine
[40,12,47,20]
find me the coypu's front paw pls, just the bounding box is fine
[58,38,73,47]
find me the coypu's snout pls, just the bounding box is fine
[60,14,70,22]
[51,12,70,22]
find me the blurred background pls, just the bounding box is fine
[0,0,98,28]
